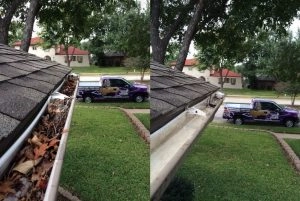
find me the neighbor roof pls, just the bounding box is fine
[150,61,219,133]
[13,37,43,46]
[170,58,198,67]
[210,69,241,77]
[0,44,71,157]
[55,45,89,55]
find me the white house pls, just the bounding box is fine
[13,37,90,67]
[173,58,243,89]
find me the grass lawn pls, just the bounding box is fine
[285,139,300,158]
[134,113,150,130]
[60,106,149,201]
[162,126,300,201]
[211,122,300,134]
[224,88,279,97]
[76,100,150,109]
[72,65,149,74]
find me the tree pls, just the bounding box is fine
[8,20,23,45]
[39,0,93,67]
[0,0,27,44]
[20,0,42,52]
[151,0,300,71]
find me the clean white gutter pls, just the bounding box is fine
[150,95,223,200]
[0,81,64,179]
[44,80,79,201]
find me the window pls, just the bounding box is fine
[77,56,83,63]
[109,79,130,87]
[188,67,193,71]
[218,78,222,84]
[224,78,229,83]
[231,78,236,85]
[260,102,280,111]
[64,56,68,63]
[71,56,76,61]
[32,46,37,50]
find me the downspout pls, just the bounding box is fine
[150,94,224,200]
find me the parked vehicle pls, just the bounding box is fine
[77,76,149,103]
[223,98,300,127]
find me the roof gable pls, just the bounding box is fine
[151,62,219,133]
[0,44,71,157]
[171,58,198,67]
[55,45,89,55]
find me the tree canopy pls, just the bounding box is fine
[151,0,300,71]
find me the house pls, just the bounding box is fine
[150,61,223,200]
[13,37,90,67]
[101,52,125,66]
[210,69,243,89]
[172,58,243,89]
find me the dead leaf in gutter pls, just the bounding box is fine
[0,181,15,194]
[13,158,42,175]
[34,144,48,159]
[29,135,42,147]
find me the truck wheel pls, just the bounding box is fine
[234,117,243,125]
[84,96,93,103]
[134,95,144,103]
[284,119,295,127]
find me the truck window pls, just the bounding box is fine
[260,102,280,111]
[109,79,129,87]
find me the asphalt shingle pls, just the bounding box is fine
[150,61,219,133]
[0,44,71,157]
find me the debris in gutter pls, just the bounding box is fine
[0,78,76,201]
[186,107,206,117]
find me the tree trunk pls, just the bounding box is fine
[175,0,204,71]
[150,0,197,64]
[291,94,296,106]
[0,0,26,45]
[20,0,42,52]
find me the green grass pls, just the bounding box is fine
[285,139,300,158]
[224,88,279,97]
[134,113,150,130]
[162,126,300,201]
[76,100,150,109]
[60,106,149,201]
[72,65,149,74]
[212,121,300,134]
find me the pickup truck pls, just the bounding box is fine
[77,76,149,103]
[223,98,300,127]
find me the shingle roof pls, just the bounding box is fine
[56,45,89,55]
[0,44,71,157]
[170,58,198,67]
[13,37,43,46]
[210,69,241,77]
[150,61,219,133]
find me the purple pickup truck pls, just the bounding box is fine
[77,76,149,103]
[223,98,300,127]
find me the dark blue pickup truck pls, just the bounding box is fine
[223,98,300,127]
[77,76,149,103]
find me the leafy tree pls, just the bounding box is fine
[8,20,23,45]
[151,0,300,71]
[0,0,27,44]
[39,0,93,66]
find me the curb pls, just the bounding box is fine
[211,125,300,173]
[120,108,150,144]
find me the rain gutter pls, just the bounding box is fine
[44,80,79,201]
[150,95,223,200]
[0,81,65,178]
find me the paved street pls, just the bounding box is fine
[213,96,300,123]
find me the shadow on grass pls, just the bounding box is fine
[161,177,195,201]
